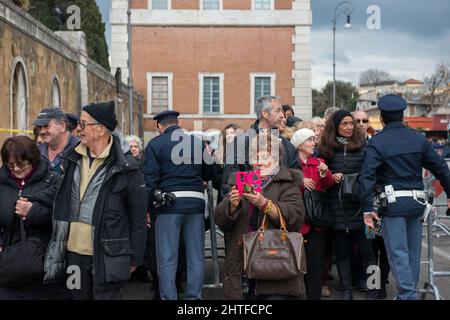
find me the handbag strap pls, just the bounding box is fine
[4,211,27,247]
[10,189,27,247]
[258,204,288,242]
[19,218,26,246]
[338,180,361,228]
[258,204,287,233]
[339,144,362,224]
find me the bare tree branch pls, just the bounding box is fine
[359,69,393,85]
[423,61,450,112]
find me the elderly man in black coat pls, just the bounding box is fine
[43,101,148,300]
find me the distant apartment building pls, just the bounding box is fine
[356,79,434,117]
[356,78,450,132]
[110,0,313,139]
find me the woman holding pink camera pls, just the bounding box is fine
[215,132,305,300]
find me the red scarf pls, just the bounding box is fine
[8,166,35,191]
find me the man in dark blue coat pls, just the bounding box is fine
[144,110,216,300]
[219,96,300,200]
[32,107,79,174]
[360,94,450,300]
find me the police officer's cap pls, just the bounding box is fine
[153,110,180,122]
[377,94,407,113]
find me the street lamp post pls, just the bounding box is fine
[127,0,134,134]
[333,1,353,108]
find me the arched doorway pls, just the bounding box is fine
[52,76,61,108]
[10,59,28,136]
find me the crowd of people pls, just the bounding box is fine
[0,94,449,301]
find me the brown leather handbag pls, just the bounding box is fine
[242,207,306,280]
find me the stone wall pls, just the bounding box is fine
[0,0,144,145]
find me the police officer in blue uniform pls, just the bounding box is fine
[360,94,450,300]
[143,110,216,300]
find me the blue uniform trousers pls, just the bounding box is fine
[381,215,422,300]
[156,213,205,300]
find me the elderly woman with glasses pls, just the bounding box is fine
[0,136,61,299]
[215,132,306,300]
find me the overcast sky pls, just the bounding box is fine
[96,0,450,90]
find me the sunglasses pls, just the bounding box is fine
[356,119,369,124]
[77,120,101,130]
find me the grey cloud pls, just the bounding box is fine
[311,0,450,38]
[311,28,450,89]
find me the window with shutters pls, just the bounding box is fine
[199,73,224,114]
[250,73,276,114]
[146,73,173,114]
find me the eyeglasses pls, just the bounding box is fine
[356,119,369,124]
[77,120,101,130]
[7,161,30,170]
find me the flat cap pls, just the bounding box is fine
[378,94,407,113]
[153,110,180,122]
[32,107,66,126]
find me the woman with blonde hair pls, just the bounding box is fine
[280,114,295,140]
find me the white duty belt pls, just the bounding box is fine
[394,190,427,205]
[171,191,205,200]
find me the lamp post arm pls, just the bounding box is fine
[334,1,354,21]
[332,1,353,108]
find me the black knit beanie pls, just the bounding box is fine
[332,109,352,129]
[83,101,117,131]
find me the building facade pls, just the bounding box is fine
[110,0,313,140]
[356,79,450,119]
[0,0,143,145]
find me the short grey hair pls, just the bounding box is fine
[125,135,143,150]
[255,96,282,120]
[323,106,340,119]
[51,116,70,132]
[311,116,324,125]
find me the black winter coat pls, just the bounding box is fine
[43,136,148,289]
[323,142,366,231]
[0,159,60,249]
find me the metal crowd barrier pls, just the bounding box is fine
[418,169,450,300]
[422,171,450,238]
[418,200,450,300]
[203,181,224,289]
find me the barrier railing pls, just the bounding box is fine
[418,171,450,300]
[203,181,224,289]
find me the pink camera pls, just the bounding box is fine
[235,170,262,196]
